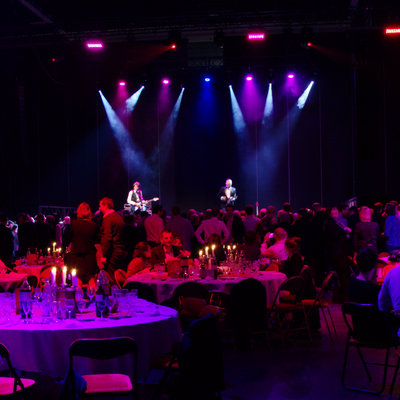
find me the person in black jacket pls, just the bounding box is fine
[223,204,245,244]
[69,203,100,285]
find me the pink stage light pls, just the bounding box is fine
[246,76,253,81]
[119,81,126,86]
[248,33,265,40]
[288,74,294,79]
[307,42,312,47]
[386,28,400,34]
[87,43,103,49]
[162,79,170,84]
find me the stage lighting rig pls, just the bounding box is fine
[300,27,313,49]
[168,31,181,50]
[214,31,225,48]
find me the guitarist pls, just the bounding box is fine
[217,179,237,210]
[127,182,144,214]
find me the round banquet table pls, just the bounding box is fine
[0,301,182,380]
[126,271,287,304]
[0,273,27,292]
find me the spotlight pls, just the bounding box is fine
[214,31,225,48]
[168,31,181,50]
[86,42,103,49]
[248,33,265,40]
[205,77,211,82]
[385,27,400,34]
[119,81,126,86]
[300,27,313,49]
[246,76,253,81]
[162,79,170,85]
[288,74,294,79]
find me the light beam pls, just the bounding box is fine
[297,81,314,109]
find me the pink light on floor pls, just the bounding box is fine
[87,43,103,49]
[248,33,265,40]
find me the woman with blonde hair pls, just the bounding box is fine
[69,202,100,285]
[126,241,152,278]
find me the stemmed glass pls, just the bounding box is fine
[52,301,60,322]
[106,296,115,318]
[59,299,67,321]
[87,287,95,302]
[31,300,40,323]
[65,299,75,320]
[129,289,138,315]
[97,300,106,321]
[22,300,32,324]
[75,289,84,301]
[76,300,85,320]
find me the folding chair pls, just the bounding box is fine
[341,302,400,396]
[266,276,312,346]
[0,342,35,397]
[300,272,337,340]
[69,337,138,399]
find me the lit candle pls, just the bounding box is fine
[71,269,78,287]
[205,247,209,257]
[227,245,231,254]
[51,267,57,286]
[53,242,56,253]
[233,245,236,250]
[62,266,67,287]
[212,244,216,258]
[47,247,51,255]
[199,250,203,259]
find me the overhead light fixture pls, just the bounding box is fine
[385,28,400,34]
[214,31,225,48]
[86,42,103,49]
[300,27,313,49]
[248,33,265,40]
[168,31,181,50]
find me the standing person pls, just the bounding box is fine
[99,197,124,278]
[166,206,194,253]
[144,205,164,247]
[384,202,400,252]
[242,205,260,232]
[217,179,237,210]
[126,182,144,214]
[69,203,100,285]
[195,208,230,245]
[353,206,380,254]
[223,204,245,244]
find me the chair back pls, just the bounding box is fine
[342,302,395,344]
[69,337,137,366]
[348,257,359,277]
[179,297,206,318]
[114,269,127,289]
[0,342,10,360]
[277,276,306,304]
[27,275,38,288]
[173,281,210,302]
[123,281,157,303]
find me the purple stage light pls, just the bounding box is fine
[248,33,265,40]
[86,43,103,49]
[119,81,126,86]
[162,79,170,84]
[288,74,294,79]
[246,76,253,81]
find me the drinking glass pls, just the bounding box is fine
[22,301,32,324]
[52,301,60,322]
[75,288,84,301]
[65,299,75,320]
[97,300,106,320]
[31,300,40,323]
[76,300,85,320]
[87,287,95,302]
[59,298,67,320]
[106,296,115,317]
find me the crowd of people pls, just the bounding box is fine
[1,198,400,308]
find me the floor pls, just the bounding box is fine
[18,303,400,400]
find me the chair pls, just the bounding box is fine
[348,256,359,277]
[0,342,35,396]
[69,337,138,399]
[171,281,210,309]
[226,278,269,350]
[123,281,157,303]
[266,276,312,346]
[341,302,400,396]
[27,275,38,289]
[114,269,127,289]
[178,297,207,332]
[300,273,338,341]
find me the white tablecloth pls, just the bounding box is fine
[127,272,287,304]
[0,273,27,292]
[0,302,182,380]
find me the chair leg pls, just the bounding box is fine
[341,336,351,388]
[275,310,285,346]
[301,305,312,344]
[355,346,372,381]
[320,306,333,341]
[325,305,337,336]
[388,353,400,399]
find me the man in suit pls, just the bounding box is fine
[150,229,189,265]
[99,197,124,278]
[217,179,237,210]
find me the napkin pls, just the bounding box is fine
[65,320,83,329]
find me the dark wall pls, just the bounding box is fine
[0,31,399,220]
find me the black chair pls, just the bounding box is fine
[162,281,210,310]
[0,342,35,396]
[123,281,157,303]
[341,302,400,396]
[27,275,38,289]
[68,337,138,399]
[266,276,312,346]
[226,278,269,350]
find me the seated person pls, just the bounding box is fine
[150,229,190,265]
[260,227,288,262]
[126,242,152,278]
[379,258,400,312]
[348,248,380,305]
[237,231,261,261]
[205,234,226,265]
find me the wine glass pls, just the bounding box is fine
[75,288,84,301]
[76,300,85,320]
[52,301,60,322]
[87,287,95,302]
[65,299,75,320]
[22,301,32,324]
[97,300,106,321]
[59,298,67,321]
[31,300,40,323]
[106,296,115,318]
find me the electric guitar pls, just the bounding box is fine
[133,197,159,212]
